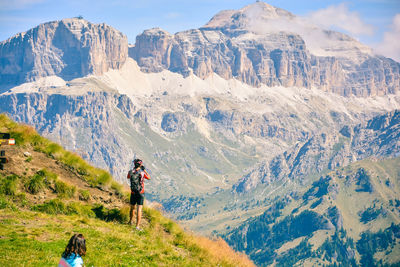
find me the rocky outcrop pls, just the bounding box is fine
[161,112,193,133]
[130,2,400,97]
[0,18,128,85]
[233,110,400,193]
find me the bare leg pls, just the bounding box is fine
[136,205,143,228]
[129,204,136,225]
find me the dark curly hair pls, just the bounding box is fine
[62,234,86,258]
[134,158,143,169]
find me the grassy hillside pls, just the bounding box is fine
[0,114,254,266]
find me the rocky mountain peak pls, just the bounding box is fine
[131,2,399,97]
[203,1,294,31]
[0,17,128,85]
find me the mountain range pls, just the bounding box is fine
[0,1,399,266]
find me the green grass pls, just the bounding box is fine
[0,114,112,189]
[55,180,76,199]
[111,181,124,198]
[25,172,47,194]
[0,172,253,267]
[0,174,19,196]
[78,189,91,201]
[0,204,252,267]
[0,113,255,267]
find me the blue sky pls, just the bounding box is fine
[1,0,399,60]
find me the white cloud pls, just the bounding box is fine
[308,3,374,36]
[374,14,400,62]
[0,0,46,10]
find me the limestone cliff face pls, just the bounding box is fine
[233,110,400,193]
[0,18,128,84]
[130,2,399,97]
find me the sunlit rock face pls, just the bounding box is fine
[131,2,400,97]
[0,18,128,85]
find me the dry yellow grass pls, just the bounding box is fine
[193,235,256,267]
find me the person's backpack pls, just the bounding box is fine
[129,169,143,193]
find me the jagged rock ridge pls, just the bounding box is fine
[130,2,400,97]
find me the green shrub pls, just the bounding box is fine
[25,174,46,194]
[78,189,91,201]
[76,204,96,218]
[33,199,96,217]
[24,169,57,194]
[107,208,129,223]
[37,169,58,185]
[0,195,8,209]
[97,171,112,186]
[92,204,128,223]
[111,182,124,198]
[44,143,63,157]
[119,206,130,222]
[86,171,112,188]
[123,192,131,204]
[0,174,19,196]
[61,151,81,167]
[92,204,108,219]
[0,195,17,210]
[25,156,32,162]
[77,167,88,175]
[55,180,76,198]
[33,199,66,214]
[66,202,95,217]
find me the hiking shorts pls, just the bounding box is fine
[130,192,144,206]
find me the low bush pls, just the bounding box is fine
[33,199,66,214]
[111,181,124,198]
[107,208,129,223]
[44,143,63,157]
[0,174,19,196]
[66,202,96,217]
[24,169,57,194]
[33,199,97,218]
[78,189,91,201]
[92,204,129,223]
[86,171,112,188]
[97,171,112,186]
[55,180,76,198]
[123,192,131,203]
[25,173,46,194]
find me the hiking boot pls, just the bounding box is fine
[135,227,143,231]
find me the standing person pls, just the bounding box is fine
[127,158,151,231]
[58,234,86,267]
